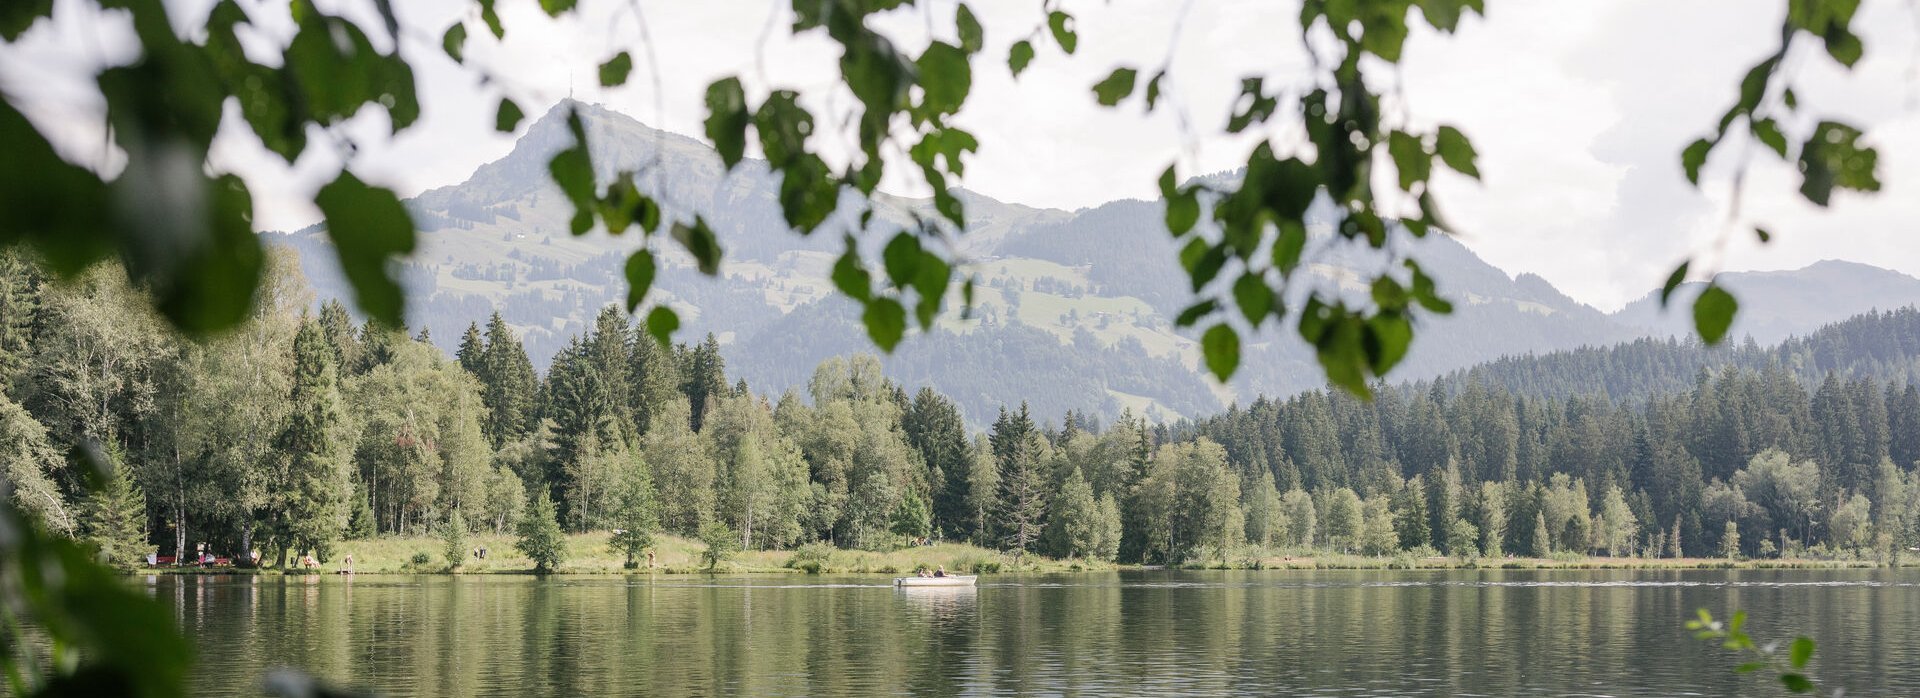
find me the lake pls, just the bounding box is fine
[152,569,1919,697]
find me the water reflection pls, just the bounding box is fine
[156,569,1920,697]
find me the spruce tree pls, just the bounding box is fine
[1531,511,1553,557]
[992,405,1049,554]
[441,509,468,569]
[277,319,353,562]
[81,454,149,571]
[516,492,568,573]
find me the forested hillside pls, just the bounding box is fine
[272,103,1920,426]
[4,251,1920,571]
[1446,306,1920,402]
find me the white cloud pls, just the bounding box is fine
[7,0,1918,310]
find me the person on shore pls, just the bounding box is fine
[934,566,947,578]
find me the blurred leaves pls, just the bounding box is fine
[1688,609,1823,695]
[314,172,415,328]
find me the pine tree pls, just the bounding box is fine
[1531,511,1553,557]
[441,509,468,569]
[992,405,1049,554]
[346,482,376,540]
[81,453,149,571]
[456,322,485,376]
[478,313,538,448]
[681,334,728,431]
[903,388,971,539]
[516,492,567,573]
[1477,481,1507,558]
[1395,476,1431,551]
[276,318,353,563]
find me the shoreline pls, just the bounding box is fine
[140,532,1900,576]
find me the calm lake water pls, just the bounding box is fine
[150,569,1919,697]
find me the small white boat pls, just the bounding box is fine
[894,575,978,587]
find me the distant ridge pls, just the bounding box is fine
[268,102,1920,425]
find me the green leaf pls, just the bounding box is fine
[645,306,679,347]
[1175,299,1219,328]
[1092,68,1138,106]
[1226,77,1277,133]
[599,51,633,87]
[1824,27,1862,67]
[832,242,873,302]
[864,297,908,351]
[1780,674,1814,693]
[539,0,577,17]
[1389,130,1430,190]
[1366,311,1413,374]
[1752,118,1788,158]
[916,42,971,116]
[1233,273,1273,325]
[1048,11,1077,54]
[442,22,467,63]
[704,77,749,168]
[1145,70,1165,110]
[1798,121,1879,206]
[598,175,660,234]
[1789,637,1814,669]
[671,217,723,275]
[1272,220,1308,273]
[883,233,925,288]
[480,0,504,38]
[495,97,524,132]
[1693,284,1739,344]
[956,4,984,54]
[623,249,656,312]
[548,110,595,227]
[1201,324,1240,380]
[1659,261,1689,306]
[315,171,416,327]
[1755,226,1771,243]
[1434,126,1479,179]
[1008,40,1035,77]
[1682,138,1713,185]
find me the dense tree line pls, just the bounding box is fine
[3,253,1919,570]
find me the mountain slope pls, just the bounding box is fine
[271,101,1920,425]
[1611,260,1920,345]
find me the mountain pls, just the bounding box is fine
[270,101,1920,427]
[1610,260,1920,345]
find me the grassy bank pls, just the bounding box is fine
[170,533,1108,575]
[152,534,1896,575]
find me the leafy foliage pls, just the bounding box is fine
[1687,609,1823,694]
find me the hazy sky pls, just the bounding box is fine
[7,0,1920,310]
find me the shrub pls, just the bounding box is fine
[410,551,432,566]
[698,520,738,571]
[785,543,834,574]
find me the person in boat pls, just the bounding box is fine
[916,567,932,578]
[933,566,947,578]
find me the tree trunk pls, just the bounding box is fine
[239,521,255,568]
